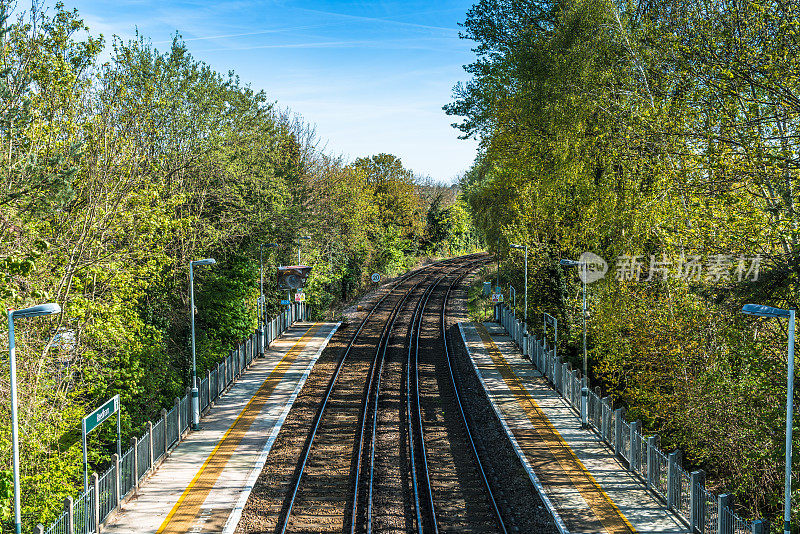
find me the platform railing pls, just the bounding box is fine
[495,304,766,534]
[38,302,308,534]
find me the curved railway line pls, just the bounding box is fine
[236,254,557,534]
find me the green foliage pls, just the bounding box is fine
[0,2,479,530]
[451,0,800,523]
[0,471,11,522]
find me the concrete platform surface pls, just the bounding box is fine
[460,321,687,534]
[103,321,339,534]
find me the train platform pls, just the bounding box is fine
[103,321,340,534]
[459,321,688,534]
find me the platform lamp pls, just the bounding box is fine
[259,244,278,357]
[190,258,216,431]
[8,303,61,534]
[560,258,589,427]
[559,258,588,377]
[741,303,795,534]
[260,244,278,324]
[510,243,528,353]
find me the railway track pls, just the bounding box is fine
[275,257,479,533]
[411,262,505,533]
[236,253,557,534]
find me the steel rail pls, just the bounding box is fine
[401,261,484,534]
[353,272,431,534]
[407,275,446,533]
[441,261,508,533]
[276,256,471,534]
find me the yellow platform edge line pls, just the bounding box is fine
[475,323,637,534]
[156,322,321,533]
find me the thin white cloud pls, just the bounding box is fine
[298,7,459,35]
[151,22,342,44]
[197,37,456,52]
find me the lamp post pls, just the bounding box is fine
[560,258,587,378]
[298,235,311,265]
[190,258,216,431]
[259,244,278,357]
[510,244,528,346]
[741,303,795,534]
[7,303,61,534]
[259,244,278,325]
[560,258,590,428]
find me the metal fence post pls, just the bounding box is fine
[147,421,154,471]
[161,408,168,455]
[614,407,624,457]
[185,386,191,430]
[570,367,577,407]
[751,520,765,534]
[233,346,238,379]
[174,397,180,442]
[690,470,706,533]
[646,435,658,490]
[539,338,544,366]
[112,453,120,509]
[131,437,139,493]
[564,363,571,402]
[630,421,641,472]
[207,369,212,409]
[717,494,731,534]
[65,496,74,534]
[92,472,100,533]
[667,449,682,510]
[580,378,589,428]
[35,525,44,534]
[522,325,528,356]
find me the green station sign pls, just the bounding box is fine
[83,394,119,434]
[82,394,121,492]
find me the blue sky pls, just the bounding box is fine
[48,0,479,183]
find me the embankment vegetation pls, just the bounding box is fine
[0,3,479,530]
[448,0,800,524]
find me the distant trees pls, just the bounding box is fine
[449,0,800,522]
